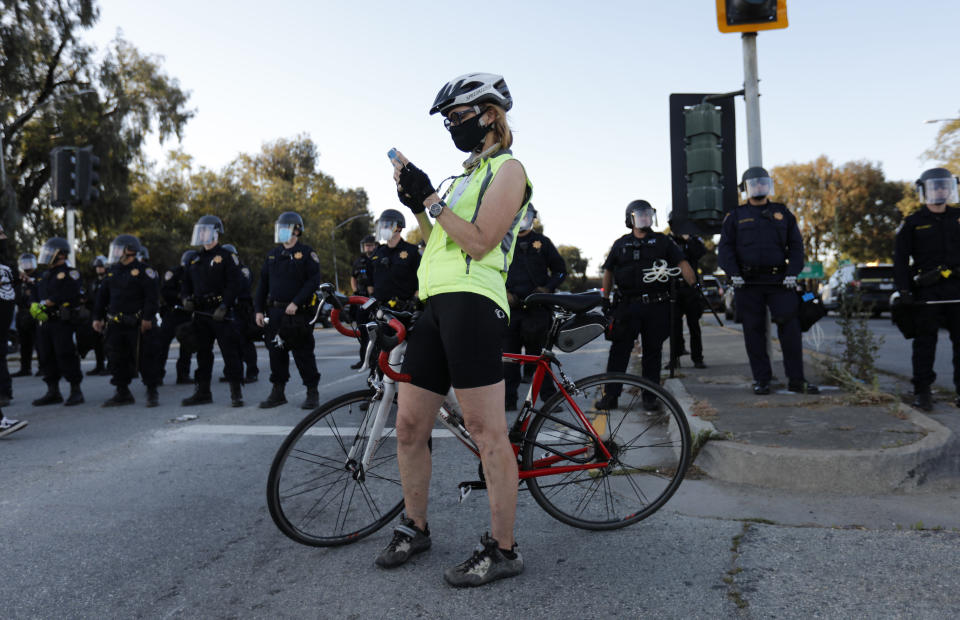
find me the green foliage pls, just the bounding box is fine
[557,244,589,291]
[1,0,193,256]
[923,117,960,174]
[772,157,904,264]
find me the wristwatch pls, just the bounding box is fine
[427,200,446,218]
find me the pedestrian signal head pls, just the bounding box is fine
[107,234,141,265]
[625,200,656,230]
[519,204,537,233]
[191,215,224,247]
[739,166,773,199]
[916,168,959,206]
[275,211,304,244]
[375,209,406,242]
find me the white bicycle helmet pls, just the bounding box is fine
[429,73,513,116]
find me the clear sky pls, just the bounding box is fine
[87,0,960,273]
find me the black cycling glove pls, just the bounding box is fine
[396,163,434,214]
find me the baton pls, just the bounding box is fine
[695,276,724,327]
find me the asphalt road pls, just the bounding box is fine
[2,327,959,618]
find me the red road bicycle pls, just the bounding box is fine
[266,285,691,546]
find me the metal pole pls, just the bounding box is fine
[741,32,775,371]
[66,207,76,267]
[331,228,339,292]
[741,32,762,167]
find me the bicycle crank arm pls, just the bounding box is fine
[457,480,486,503]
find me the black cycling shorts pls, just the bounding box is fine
[401,292,509,394]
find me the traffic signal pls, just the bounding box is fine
[76,146,100,204]
[668,94,738,237]
[684,103,724,228]
[716,0,788,33]
[49,146,78,206]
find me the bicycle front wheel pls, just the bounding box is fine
[266,389,404,546]
[521,373,691,530]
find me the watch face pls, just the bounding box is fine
[429,202,444,217]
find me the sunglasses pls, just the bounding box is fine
[444,105,486,129]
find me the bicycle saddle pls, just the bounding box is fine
[523,292,603,313]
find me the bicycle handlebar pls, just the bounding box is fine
[318,283,412,382]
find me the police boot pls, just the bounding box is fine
[64,383,85,407]
[912,392,933,412]
[300,385,319,410]
[32,382,63,406]
[103,385,135,407]
[182,382,213,406]
[260,383,287,409]
[146,386,160,408]
[230,382,244,408]
[593,392,619,410]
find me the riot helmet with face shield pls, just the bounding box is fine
[275,211,304,244]
[190,215,224,247]
[739,167,774,199]
[375,209,405,243]
[625,200,656,230]
[19,253,37,273]
[360,234,377,256]
[107,234,141,265]
[916,168,959,206]
[38,237,71,266]
[519,204,537,233]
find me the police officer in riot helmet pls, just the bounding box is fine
[92,234,163,406]
[350,233,378,369]
[255,211,323,409]
[159,249,199,384]
[597,200,696,410]
[369,209,421,308]
[86,254,109,375]
[503,204,566,410]
[718,167,818,395]
[668,211,708,369]
[893,167,960,411]
[13,253,40,377]
[32,237,85,407]
[219,244,259,384]
[181,214,247,407]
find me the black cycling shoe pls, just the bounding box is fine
[752,382,771,395]
[913,392,934,412]
[443,533,523,588]
[787,380,820,395]
[375,515,431,568]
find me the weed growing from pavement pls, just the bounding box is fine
[725,523,752,609]
[818,288,888,404]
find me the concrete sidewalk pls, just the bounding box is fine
[661,323,956,494]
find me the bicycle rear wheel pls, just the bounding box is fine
[521,372,690,530]
[266,389,404,546]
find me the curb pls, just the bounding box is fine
[665,378,954,494]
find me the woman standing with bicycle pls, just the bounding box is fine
[380,73,532,587]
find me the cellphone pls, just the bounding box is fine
[388,148,403,169]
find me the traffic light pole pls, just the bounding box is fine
[66,207,76,267]
[741,31,776,371]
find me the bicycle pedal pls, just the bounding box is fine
[457,481,486,503]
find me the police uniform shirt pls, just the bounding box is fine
[182,245,245,307]
[38,264,84,307]
[352,254,374,293]
[717,201,804,283]
[254,241,322,313]
[161,266,185,308]
[506,231,567,299]
[671,234,707,268]
[370,240,420,302]
[893,205,960,296]
[603,232,685,296]
[94,260,160,320]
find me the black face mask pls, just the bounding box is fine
[449,115,492,153]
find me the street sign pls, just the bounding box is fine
[716,0,789,33]
[799,261,824,279]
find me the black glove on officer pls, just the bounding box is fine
[396,163,434,214]
[212,304,228,321]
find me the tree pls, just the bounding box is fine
[772,157,904,264]
[923,117,960,174]
[557,245,589,292]
[1,0,193,252]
